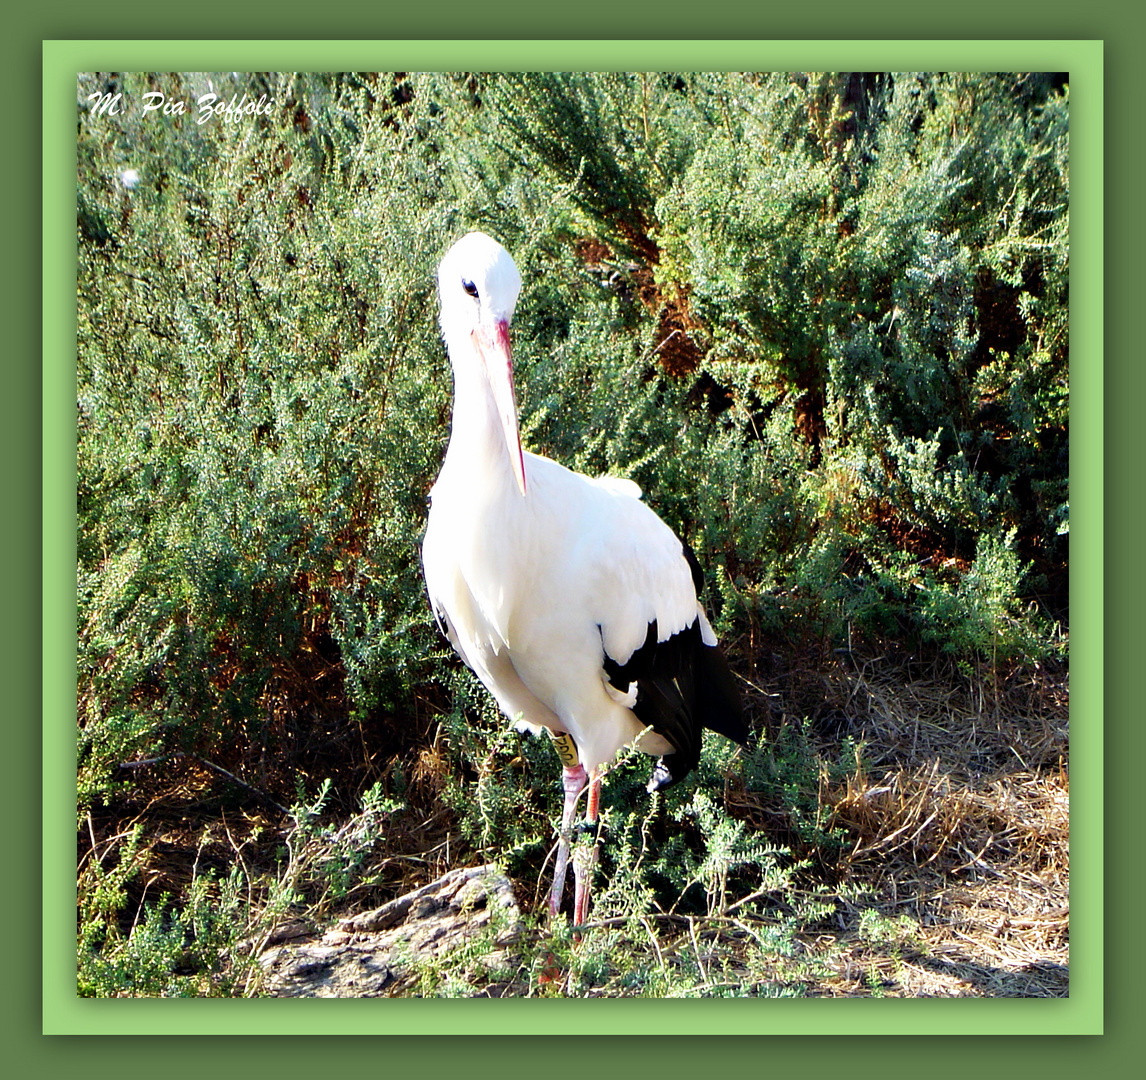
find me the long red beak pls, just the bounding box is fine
[473,320,527,496]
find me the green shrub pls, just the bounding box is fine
[77,72,457,810]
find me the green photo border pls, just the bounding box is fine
[45,38,1100,1040]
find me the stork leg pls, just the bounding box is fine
[572,768,602,936]
[548,763,588,919]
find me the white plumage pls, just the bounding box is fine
[422,231,744,926]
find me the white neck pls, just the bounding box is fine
[440,338,521,499]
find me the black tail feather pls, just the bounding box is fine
[602,618,746,791]
[695,636,748,746]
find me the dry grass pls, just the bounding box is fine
[778,651,1070,997]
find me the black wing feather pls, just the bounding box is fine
[602,617,746,791]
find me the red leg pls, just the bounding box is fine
[572,768,602,935]
[548,763,588,919]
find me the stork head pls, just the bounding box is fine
[438,231,526,495]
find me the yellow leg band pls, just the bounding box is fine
[547,730,580,768]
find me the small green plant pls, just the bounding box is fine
[666,790,786,916]
[917,529,1048,661]
[858,908,924,950]
[273,779,403,916]
[856,908,925,996]
[744,719,861,850]
[78,827,254,997]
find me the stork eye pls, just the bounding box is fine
[462,279,479,299]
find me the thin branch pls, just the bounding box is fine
[118,751,291,815]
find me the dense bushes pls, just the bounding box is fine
[76,71,1068,992]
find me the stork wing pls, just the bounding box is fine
[583,479,747,787]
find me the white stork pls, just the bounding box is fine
[422,231,746,930]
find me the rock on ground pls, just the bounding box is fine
[258,864,523,997]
